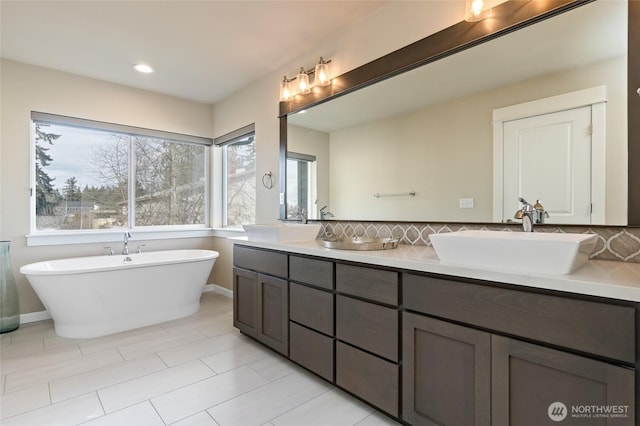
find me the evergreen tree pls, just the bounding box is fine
[62,176,81,201]
[35,125,61,215]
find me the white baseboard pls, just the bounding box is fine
[19,283,232,325]
[21,310,52,324]
[203,283,233,299]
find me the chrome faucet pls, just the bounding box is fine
[122,231,132,255]
[320,206,334,220]
[514,197,549,232]
[514,198,534,232]
[298,209,308,224]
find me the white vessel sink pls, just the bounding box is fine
[243,223,321,243]
[429,230,598,274]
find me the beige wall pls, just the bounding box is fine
[0,59,215,314]
[327,56,627,224]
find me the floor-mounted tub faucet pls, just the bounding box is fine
[122,231,132,255]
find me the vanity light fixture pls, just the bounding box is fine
[464,0,492,22]
[279,57,332,102]
[133,63,155,74]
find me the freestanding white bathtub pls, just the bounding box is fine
[20,250,219,338]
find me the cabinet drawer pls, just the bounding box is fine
[290,256,334,290]
[336,341,399,417]
[233,245,287,278]
[404,273,636,363]
[290,282,334,335]
[336,263,398,305]
[336,295,398,362]
[290,322,334,382]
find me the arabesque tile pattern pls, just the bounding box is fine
[319,222,640,263]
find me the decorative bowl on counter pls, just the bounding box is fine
[321,236,399,251]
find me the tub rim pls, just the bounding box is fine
[19,249,219,276]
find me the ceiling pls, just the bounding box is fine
[0,1,389,104]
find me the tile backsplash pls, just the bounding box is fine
[318,221,640,264]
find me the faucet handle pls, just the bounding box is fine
[136,244,146,254]
[104,246,114,256]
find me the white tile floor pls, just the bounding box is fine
[0,292,401,426]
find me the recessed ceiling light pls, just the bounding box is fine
[133,64,154,74]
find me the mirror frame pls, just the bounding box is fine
[279,0,640,226]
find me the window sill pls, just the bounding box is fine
[26,228,216,247]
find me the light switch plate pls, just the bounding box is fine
[459,198,474,209]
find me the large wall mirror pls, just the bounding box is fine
[281,0,638,226]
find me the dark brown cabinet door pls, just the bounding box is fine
[492,335,635,426]
[233,267,258,338]
[256,273,289,355]
[402,312,491,426]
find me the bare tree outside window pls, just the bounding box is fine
[135,138,205,226]
[224,135,256,227]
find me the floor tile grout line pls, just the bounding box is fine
[1,345,85,377]
[263,387,335,425]
[148,398,169,426]
[45,355,177,407]
[3,353,128,396]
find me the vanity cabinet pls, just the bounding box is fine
[233,243,638,426]
[403,273,636,426]
[232,246,288,355]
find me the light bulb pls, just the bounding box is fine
[279,76,292,102]
[464,0,491,22]
[297,67,310,94]
[314,57,331,86]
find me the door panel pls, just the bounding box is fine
[257,273,288,355]
[233,268,258,338]
[403,313,491,426]
[492,335,635,426]
[503,106,592,224]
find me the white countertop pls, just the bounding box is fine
[233,238,640,302]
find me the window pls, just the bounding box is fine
[31,112,211,233]
[287,152,317,219]
[215,124,256,228]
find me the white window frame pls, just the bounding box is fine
[27,112,213,246]
[214,123,256,229]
